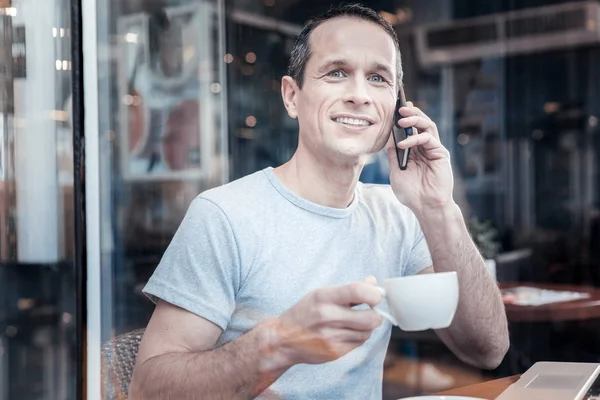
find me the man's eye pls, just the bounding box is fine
[328,70,344,78]
[369,75,385,83]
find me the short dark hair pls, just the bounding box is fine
[287,3,402,89]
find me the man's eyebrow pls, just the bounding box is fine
[317,59,350,73]
[317,59,394,79]
[370,62,394,78]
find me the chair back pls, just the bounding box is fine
[101,328,146,400]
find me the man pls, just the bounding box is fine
[129,3,509,399]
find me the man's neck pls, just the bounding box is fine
[273,148,363,209]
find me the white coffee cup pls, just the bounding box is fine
[373,271,459,331]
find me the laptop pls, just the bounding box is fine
[496,362,600,400]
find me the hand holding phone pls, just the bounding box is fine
[391,87,413,170]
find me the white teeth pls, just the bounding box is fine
[334,117,370,126]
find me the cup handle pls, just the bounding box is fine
[371,287,399,326]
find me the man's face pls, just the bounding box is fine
[289,17,398,164]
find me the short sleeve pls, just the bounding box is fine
[142,196,241,331]
[404,216,433,276]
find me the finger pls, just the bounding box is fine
[398,118,438,143]
[293,329,371,360]
[317,304,382,331]
[321,327,374,344]
[316,282,383,307]
[351,276,378,305]
[397,132,449,157]
[399,103,431,121]
[396,115,437,138]
[362,275,378,286]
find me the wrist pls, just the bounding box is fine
[414,201,462,224]
[414,202,472,258]
[256,318,296,374]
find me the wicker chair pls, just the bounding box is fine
[101,328,146,400]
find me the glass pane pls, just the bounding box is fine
[0,0,76,399]
[95,0,227,396]
[95,0,600,399]
[395,0,600,396]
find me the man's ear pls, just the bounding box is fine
[281,76,299,119]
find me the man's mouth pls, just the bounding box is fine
[332,117,373,127]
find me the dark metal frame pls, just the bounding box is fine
[70,0,86,397]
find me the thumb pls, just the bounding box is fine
[363,275,378,286]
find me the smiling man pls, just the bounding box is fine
[129,3,509,400]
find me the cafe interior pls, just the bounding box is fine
[1,0,600,398]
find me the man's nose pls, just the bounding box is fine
[344,78,372,105]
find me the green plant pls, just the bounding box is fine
[467,217,501,260]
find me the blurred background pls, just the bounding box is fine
[1,0,600,398]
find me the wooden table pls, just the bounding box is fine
[437,375,520,399]
[500,282,600,322]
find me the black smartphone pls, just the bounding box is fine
[391,86,413,170]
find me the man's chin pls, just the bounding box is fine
[330,131,387,154]
[327,145,376,166]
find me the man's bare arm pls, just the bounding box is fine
[417,203,509,370]
[129,280,383,399]
[128,301,286,400]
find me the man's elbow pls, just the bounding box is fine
[474,335,510,370]
[128,368,145,400]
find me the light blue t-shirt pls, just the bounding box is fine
[143,167,432,399]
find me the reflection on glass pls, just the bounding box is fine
[0,0,76,399]
[118,5,219,181]
[97,0,227,344]
[94,0,600,399]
